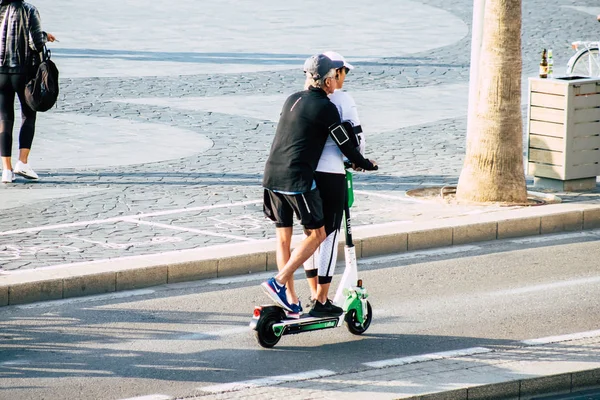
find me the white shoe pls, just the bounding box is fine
[1,169,14,183]
[14,161,39,180]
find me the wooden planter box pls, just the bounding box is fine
[527,77,600,191]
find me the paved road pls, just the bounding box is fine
[1,232,600,400]
[2,0,600,272]
[534,389,600,400]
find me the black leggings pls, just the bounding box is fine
[0,73,36,157]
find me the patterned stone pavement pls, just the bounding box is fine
[1,0,600,271]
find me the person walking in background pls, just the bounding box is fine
[0,0,55,183]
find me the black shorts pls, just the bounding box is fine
[263,188,324,229]
[314,172,346,236]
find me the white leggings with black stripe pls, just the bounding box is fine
[303,172,346,284]
[304,229,340,283]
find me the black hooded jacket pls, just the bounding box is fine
[263,87,375,193]
[0,0,46,73]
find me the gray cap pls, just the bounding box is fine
[303,54,344,80]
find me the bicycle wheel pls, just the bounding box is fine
[567,47,600,76]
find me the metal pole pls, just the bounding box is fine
[467,0,486,134]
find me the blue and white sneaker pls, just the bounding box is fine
[261,277,293,311]
[286,301,303,319]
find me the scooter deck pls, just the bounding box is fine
[273,313,345,336]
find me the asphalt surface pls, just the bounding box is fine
[1,231,600,400]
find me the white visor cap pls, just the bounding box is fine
[323,51,354,70]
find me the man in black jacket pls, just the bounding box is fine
[261,54,377,318]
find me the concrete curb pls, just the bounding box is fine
[2,202,600,307]
[409,368,600,400]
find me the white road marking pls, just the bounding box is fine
[522,329,600,346]
[363,347,493,368]
[124,219,257,242]
[363,245,480,265]
[562,6,600,17]
[15,289,155,309]
[127,200,261,219]
[118,395,172,400]
[0,200,262,236]
[66,235,181,249]
[178,326,249,340]
[509,231,597,244]
[490,276,600,296]
[136,329,600,395]
[208,214,268,231]
[0,244,82,261]
[0,215,129,236]
[1,359,30,366]
[199,369,337,394]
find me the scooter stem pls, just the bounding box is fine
[333,191,358,305]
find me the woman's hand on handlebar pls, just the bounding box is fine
[352,159,378,172]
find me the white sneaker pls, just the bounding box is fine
[14,161,39,180]
[1,169,14,183]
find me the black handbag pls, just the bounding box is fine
[24,45,59,112]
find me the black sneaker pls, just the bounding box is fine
[309,299,343,318]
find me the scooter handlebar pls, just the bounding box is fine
[344,161,378,171]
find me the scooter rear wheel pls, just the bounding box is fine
[345,300,372,335]
[255,308,284,348]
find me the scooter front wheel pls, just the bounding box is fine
[345,300,372,335]
[255,308,284,348]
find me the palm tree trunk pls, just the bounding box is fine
[456,0,527,203]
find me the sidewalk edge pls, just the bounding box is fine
[2,203,600,307]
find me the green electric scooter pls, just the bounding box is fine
[250,169,372,348]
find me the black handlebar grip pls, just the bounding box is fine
[343,161,378,171]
